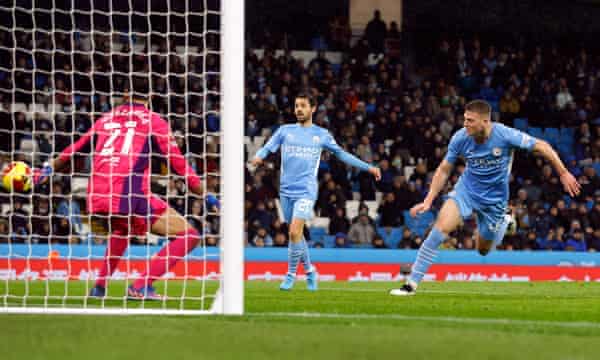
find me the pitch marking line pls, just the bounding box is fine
[318,287,515,296]
[249,311,600,329]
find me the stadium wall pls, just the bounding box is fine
[2,245,600,282]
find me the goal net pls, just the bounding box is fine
[0,0,243,315]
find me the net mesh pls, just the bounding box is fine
[0,0,222,312]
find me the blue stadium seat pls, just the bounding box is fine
[408,211,435,237]
[560,127,575,139]
[593,163,600,176]
[388,227,404,248]
[376,226,404,248]
[309,227,327,244]
[322,235,335,248]
[513,118,529,131]
[544,128,560,146]
[528,127,544,140]
[403,210,413,229]
[557,143,573,159]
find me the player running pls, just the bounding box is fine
[390,100,581,296]
[34,84,218,300]
[251,93,381,291]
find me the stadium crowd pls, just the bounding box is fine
[1,11,600,252]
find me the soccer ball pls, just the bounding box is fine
[2,161,32,192]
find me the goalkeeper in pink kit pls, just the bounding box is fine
[35,87,218,300]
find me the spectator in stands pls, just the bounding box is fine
[377,192,400,228]
[318,179,346,218]
[565,229,587,252]
[364,10,387,54]
[556,83,574,110]
[440,237,458,250]
[348,213,376,246]
[0,218,9,243]
[588,229,600,252]
[372,234,387,249]
[252,227,272,247]
[52,216,76,244]
[8,200,29,243]
[273,232,287,247]
[248,201,274,233]
[334,232,350,248]
[329,207,350,235]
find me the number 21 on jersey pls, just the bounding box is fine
[100,121,137,156]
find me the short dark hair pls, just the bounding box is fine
[295,92,317,107]
[465,100,491,117]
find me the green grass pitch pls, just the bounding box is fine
[2,281,600,359]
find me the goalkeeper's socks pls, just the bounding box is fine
[287,241,304,276]
[408,227,445,284]
[133,228,200,289]
[95,232,129,288]
[300,239,315,273]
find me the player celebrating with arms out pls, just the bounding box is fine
[390,100,581,296]
[251,93,381,291]
[34,76,219,300]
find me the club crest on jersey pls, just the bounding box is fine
[492,147,502,157]
[312,135,320,144]
[286,133,294,141]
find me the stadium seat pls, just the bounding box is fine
[528,127,543,139]
[364,201,379,219]
[560,127,575,140]
[557,143,573,159]
[378,226,404,248]
[322,235,336,248]
[345,200,359,220]
[71,177,89,195]
[513,118,529,131]
[408,210,435,237]
[309,217,330,229]
[593,163,600,176]
[252,136,265,146]
[309,227,327,244]
[544,128,560,146]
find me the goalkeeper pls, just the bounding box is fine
[34,78,219,300]
[251,93,381,291]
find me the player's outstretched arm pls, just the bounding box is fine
[34,126,95,185]
[410,160,453,217]
[324,133,381,181]
[250,128,285,170]
[532,140,581,197]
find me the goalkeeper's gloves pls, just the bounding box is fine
[33,162,53,186]
[205,193,220,212]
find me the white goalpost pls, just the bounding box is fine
[0,0,244,315]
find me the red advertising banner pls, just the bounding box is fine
[2,259,600,282]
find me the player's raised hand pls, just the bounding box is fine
[250,157,263,167]
[205,193,221,212]
[368,166,381,181]
[410,201,432,218]
[560,171,581,197]
[33,162,53,186]
[248,157,263,172]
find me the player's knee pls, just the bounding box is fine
[185,227,201,247]
[289,229,302,242]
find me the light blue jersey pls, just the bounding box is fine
[256,124,372,200]
[445,123,537,206]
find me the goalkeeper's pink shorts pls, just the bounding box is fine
[91,194,169,236]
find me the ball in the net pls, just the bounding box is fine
[2,161,32,192]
